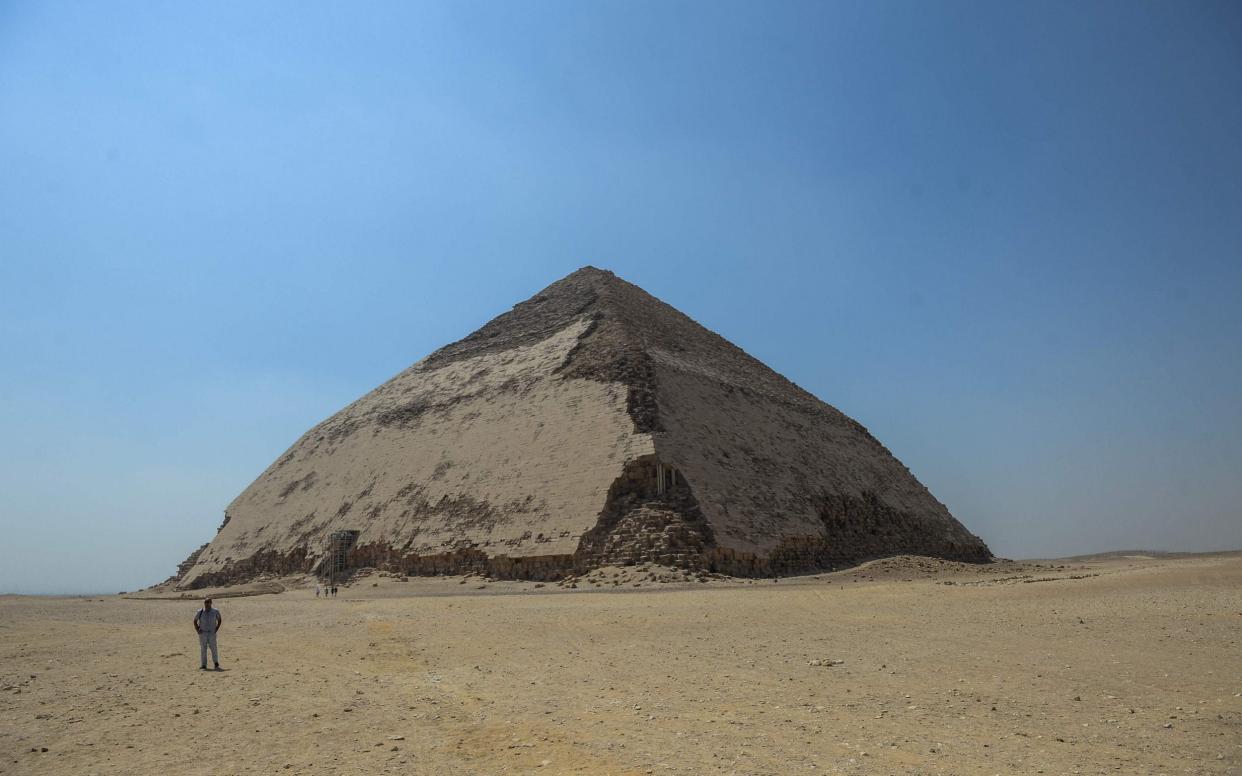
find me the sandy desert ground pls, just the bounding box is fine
[2,553,1239,775]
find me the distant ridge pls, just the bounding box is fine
[1049,549,1242,562]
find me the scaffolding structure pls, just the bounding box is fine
[326,530,360,584]
[655,461,676,496]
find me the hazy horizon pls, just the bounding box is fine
[2,1,1240,594]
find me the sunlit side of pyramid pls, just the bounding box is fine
[174,267,989,588]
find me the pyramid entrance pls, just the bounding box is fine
[323,530,360,583]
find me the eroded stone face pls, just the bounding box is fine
[174,267,989,589]
[179,317,655,588]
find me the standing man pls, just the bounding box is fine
[193,598,223,671]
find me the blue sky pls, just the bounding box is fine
[1,1,1239,593]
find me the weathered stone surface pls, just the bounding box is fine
[172,267,989,588]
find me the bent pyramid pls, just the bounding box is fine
[174,267,989,588]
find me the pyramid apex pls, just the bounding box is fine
[563,265,618,281]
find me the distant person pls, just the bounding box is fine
[193,598,223,671]
[315,584,321,598]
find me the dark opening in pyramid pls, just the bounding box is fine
[175,267,990,588]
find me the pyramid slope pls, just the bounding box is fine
[176,267,988,588]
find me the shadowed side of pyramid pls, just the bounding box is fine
[173,267,989,588]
